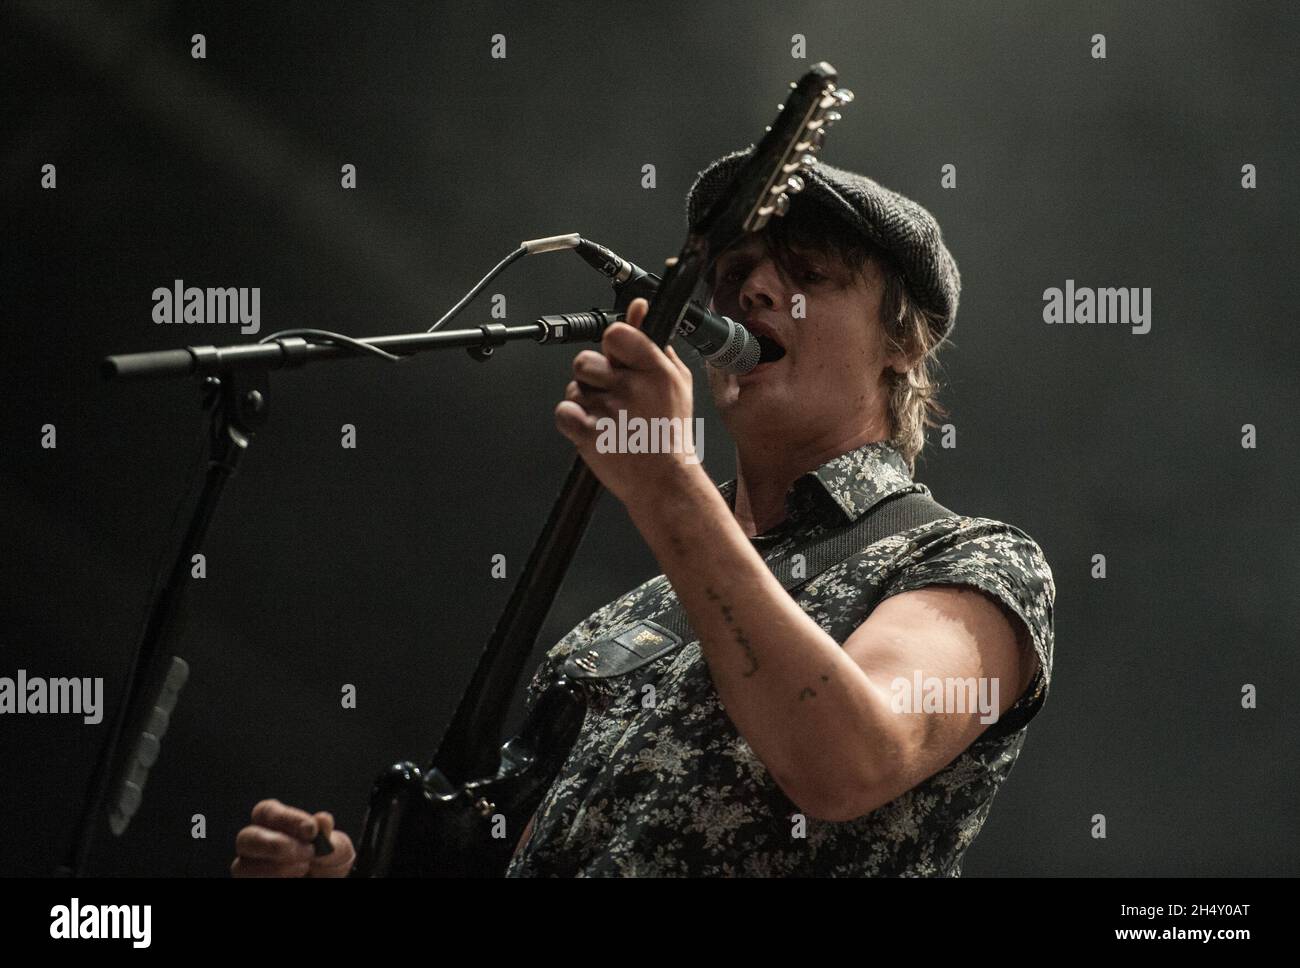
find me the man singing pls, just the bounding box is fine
[232,149,1055,877]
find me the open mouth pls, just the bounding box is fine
[743,319,787,364]
[754,334,786,364]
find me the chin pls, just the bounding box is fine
[720,384,792,428]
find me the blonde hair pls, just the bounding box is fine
[877,262,950,476]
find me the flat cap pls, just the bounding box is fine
[686,147,961,343]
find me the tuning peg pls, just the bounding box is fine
[824,110,842,125]
[832,88,854,104]
[810,127,826,148]
[783,154,818,174]
[773,193,790,217]
[786,174,805,194]
[777,103,784,111]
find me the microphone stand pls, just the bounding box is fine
[59,310,616,876]
[101,311,622,381]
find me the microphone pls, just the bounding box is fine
[568,237,783,375]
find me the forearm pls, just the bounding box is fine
[625,465,894,816]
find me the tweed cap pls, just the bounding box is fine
[686,147,961,343]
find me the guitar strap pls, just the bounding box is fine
[564,486,956,681]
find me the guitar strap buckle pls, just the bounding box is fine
[562,618,685,681]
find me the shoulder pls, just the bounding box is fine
[880,513,1056,684]
[886,513,1055,602]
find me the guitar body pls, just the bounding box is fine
[352,678,587,877]
[352,63,850,877]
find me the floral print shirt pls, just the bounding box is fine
[505,440,1056,877]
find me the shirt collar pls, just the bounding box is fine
[718,439,916,527]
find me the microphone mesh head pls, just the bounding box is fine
[707,323,761,374]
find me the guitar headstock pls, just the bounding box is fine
[691,62,853,252]
[637,62,852,352]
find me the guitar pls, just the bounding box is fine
[351,63,852,877]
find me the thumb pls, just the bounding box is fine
[313,811,334,837]
[312,811,335,852]
[623,297,649,330]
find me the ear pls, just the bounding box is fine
[884,344,911,377]
[874,300,911,377]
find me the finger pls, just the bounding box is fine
[250,798,317,842]
[555,400,598,445]
[313,812,334,838]
[564,381,613,420]
[602,300,657,371]
[231,855,312,878]
[564,380,589,407]
[664,344,691,379]
[572,350,619,390]
[622,297,649,330]
[602,322,665,372]
[235,825,316,863]
[311,811,335,855]
[308,831,356,876]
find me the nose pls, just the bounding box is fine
[738,255,785,316]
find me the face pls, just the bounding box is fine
[704,234,905,450]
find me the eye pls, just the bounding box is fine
[718,262,749,286]
[787,253,830,285]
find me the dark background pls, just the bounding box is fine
[2,1,1296,877]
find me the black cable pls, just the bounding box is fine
[256,328,405,362]
[427,245,527,332]
[255,244,532,362]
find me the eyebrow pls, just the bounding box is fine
[710,240,839,287]
[709,239,766,279]
[714,239,762,264]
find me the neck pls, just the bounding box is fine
[730,423,892,537]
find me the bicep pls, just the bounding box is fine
[844,583,1036,793]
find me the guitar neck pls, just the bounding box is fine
[430,453,603,783]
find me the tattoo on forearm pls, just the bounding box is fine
[668,531,688,558]
[705,585,760,677]
[798,673,831,702]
